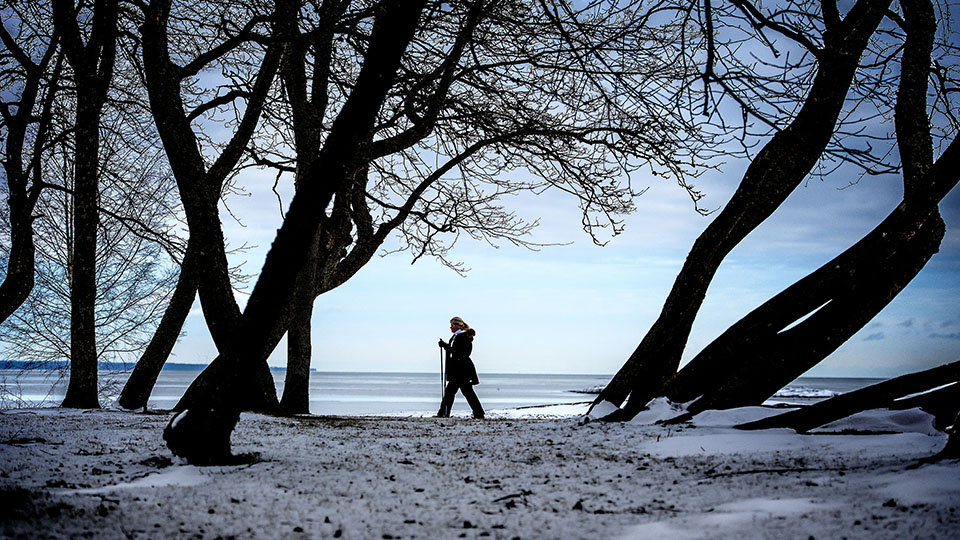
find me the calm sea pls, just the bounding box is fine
[0,369,882,415]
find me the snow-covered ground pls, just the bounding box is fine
[1,403,957,539]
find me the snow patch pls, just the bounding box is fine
[587,399,620,420]
[59,466,208,495]
[813,407,939,435]
[619,498,835,540]
[873,463,960,504]
[690,406,792,427]
[627,397,687,425]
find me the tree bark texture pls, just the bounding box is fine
[56,0,119,409]
[164,0,427,464]
[736,360,960,432]
[593,0,893,419]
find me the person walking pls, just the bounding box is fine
[437,316,485,419]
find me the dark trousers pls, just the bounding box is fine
[438,381,484,418]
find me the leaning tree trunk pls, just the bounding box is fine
[139,0,283,412]
[117,242,200,410]
[662,201,948,415]
[0,10,59,324]
[655,0,953,418]
[163,0,426,464]
[118,233,280,412]
[890,383,960,431]
[591,0,893,419]
[182,187,357,416]
[736,359,960,432]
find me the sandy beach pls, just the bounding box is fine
[1,404,957,539]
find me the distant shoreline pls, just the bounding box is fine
[0,361,617,376]
[0,362,885,380]
[0,361,301,372]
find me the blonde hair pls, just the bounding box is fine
[450,316,470,330]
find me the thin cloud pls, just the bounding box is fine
[863,332,886,342]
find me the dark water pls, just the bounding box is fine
[0,369,882,415]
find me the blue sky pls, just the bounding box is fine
[168,153,960,379]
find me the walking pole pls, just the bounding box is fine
[439,345,445,400]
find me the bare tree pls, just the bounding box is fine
[164,0,789,461]
[0,128,180,398]
[2,0,183,407]
[590,0,959,421]
[117,0,282,411]
[242,0,734,414]
[160,0,430,463]
[53,0,119,409]
[0,1,61,323]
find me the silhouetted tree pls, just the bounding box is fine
[165,0,739,461]
[591,0,959,421]
[3,1,183,408]
[0,2,61,324]
[54,0,119,409]
[118,0,282,411]
[252,0,735,414]
[660,0,959,418]
[0,125,180,397]
[163,0,429,464]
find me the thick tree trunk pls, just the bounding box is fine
[117,242,200,410]
[62,96,102,409]
[280,231,319,415]
[592,0,893,418]
[0,203,36,324]
[736,360,960,432]
[654,0,954,418]
[139,0,282,411]
[663,203,947,414]
[163,0,426,464]
[57,0,118,409]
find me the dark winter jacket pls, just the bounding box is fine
[442,329,479,385]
